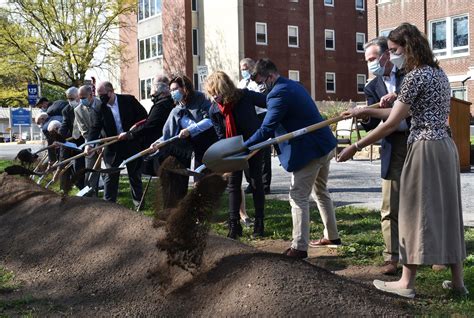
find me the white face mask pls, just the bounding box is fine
[390,52,405,69]
[69,100,79,108]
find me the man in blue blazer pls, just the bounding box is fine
[362,37,407,274]
[245,59,339,258]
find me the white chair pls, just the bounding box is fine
[335,117,359,157]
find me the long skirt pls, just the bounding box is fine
[398,137,466,265]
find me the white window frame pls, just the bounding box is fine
[140,77,154,100]
[357,74,366,94]
[324,0,334,7]
[256,22,268,45]
[325,72,336,93]
[429,14,469,59]
[138,0,162,22]
[356,32,365,52]
[288,25,299,47]
[192,28,199,56]
[325,29,335,50]
[288,70,300,82]
[355,0,364,11]
[138,34,163,62]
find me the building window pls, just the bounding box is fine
[325,29,335,50]
[288,26,299,47]
[192,29,199,56]
[140,78,153,100]
[379,29,393,37]
[430,15,469,57]
[355,0,364,10]
[326,72,336,93]
[288,70,300,81]
[256,22,267,45]
[357,74,366,94]
[192,0,197,11]
[451,87,467,100]
[138,0,162,21]
[139,34,163,62]
[356,32,365,52]
[324,0,334,7]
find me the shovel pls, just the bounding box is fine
[202,102,380,173]
[76,151,104,197]
[50,139,119,169]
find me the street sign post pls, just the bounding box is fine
[197,65,208,91]
[27,84,39,105]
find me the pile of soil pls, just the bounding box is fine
[0,174,413,316]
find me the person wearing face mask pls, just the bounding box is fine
[339,23,467,298]
[159,75,217,174]
[206,71,267,239]
[57,86,86,190]
[86,81,148,208]
[244,59,339,259]
[358,36,408,275]
[76,84,101,195]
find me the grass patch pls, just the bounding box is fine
[0,160,12,172]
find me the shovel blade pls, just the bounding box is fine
[202,136,249,173]
[76,186,92,197]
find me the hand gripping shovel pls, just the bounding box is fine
[201,102,380,173]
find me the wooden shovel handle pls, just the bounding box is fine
[52,139,118,169]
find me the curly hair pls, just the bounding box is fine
[204,71,242,105]
[169,75,195,104]
[388,22,439,71]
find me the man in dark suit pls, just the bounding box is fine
[86,81,148,208]
[245,59,338,259]
[362,37,407,275]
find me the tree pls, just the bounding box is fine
[0,0,137,91]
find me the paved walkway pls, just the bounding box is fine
[264,156,474,227]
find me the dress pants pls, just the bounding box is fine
[228,152,265,221]
[289,149,338,251]
[103,153,143,206]
[380,133,408,262]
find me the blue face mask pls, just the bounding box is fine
[367,59,385,77]
[241,70,251,80]
[80,98,90,107]
[171,90,183,103]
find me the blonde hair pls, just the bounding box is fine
[204,71,241,104]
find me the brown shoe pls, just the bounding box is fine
[309,237,342,248]
[380,261,398,275]
[283,247,308,259]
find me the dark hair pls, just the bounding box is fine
[170,75,195,104]
[388,23,439,70]
[251,58,279,80]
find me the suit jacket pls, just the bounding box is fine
[363,72,406,179]
[244,77,337,172]
[209,89,266,140]
[128,95,174,148]
[74,98,99,141]
[89,94,148,163]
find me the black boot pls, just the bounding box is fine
[227,219,243,239]
[252,218,264,238]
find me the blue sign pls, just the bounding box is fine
[27,84,38,105]
[11,108,31,126]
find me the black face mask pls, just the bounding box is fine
[151,94,160,103]
[99,94,109,105]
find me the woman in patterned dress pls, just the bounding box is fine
[338,23,467,298]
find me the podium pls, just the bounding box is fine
[449,97,471,172]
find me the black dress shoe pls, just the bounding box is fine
[283,247,308,259]
[227,219,243,239]
[252,217,264,238]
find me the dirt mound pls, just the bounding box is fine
[0,174,413,316]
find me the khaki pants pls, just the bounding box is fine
[380,133,408,262]
[289,149,338,251]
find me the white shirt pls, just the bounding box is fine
[107,96,123,133]
[237,78,266,115]
[384,66,408,131]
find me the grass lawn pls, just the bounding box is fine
[1,159,473,315]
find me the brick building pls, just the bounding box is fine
[120,0,368,110]
[367,0,474,116]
